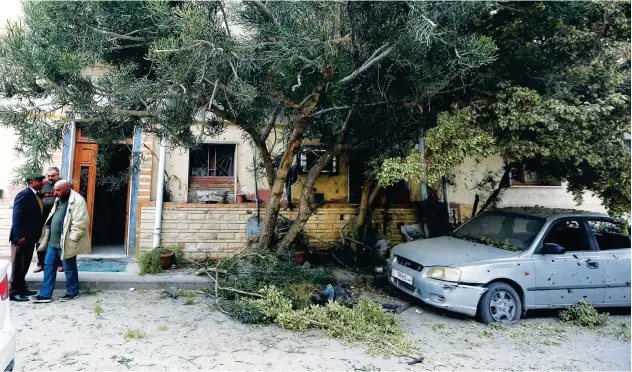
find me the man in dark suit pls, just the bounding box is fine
[9,175,45,301]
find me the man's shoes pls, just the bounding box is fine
[32,266,44,273]
[28,295,52,303]
[9,294,29,302]
[21,290,37,296]
[57,266,64,273]
[60,293,81,302]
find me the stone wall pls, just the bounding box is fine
[138,202,418,259]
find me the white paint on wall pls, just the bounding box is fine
[449,155,606,212]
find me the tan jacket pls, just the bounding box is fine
[38,190,90,259]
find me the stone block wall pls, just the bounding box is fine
[138,202,418,259]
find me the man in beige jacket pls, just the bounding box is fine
[30,180,90,303]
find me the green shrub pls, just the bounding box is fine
[559,299,611,328]
[139,246,184,275]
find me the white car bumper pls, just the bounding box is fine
[0,313,16,371]
[389,263,487,317]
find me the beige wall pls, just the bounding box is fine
[138,202,417,258]
[449,156,606,218]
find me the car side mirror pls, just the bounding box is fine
[541,243,565,255]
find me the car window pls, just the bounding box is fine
[586,220,631,251]
[454,212,545,251]
[542,220,591,252]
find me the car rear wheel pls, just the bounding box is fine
[478,282,522,324]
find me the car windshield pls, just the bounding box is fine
[453,211,545,251]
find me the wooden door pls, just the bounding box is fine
[72,142,98,251]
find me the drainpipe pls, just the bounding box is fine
[443,175,451,226]
[67,122,77,181]
[418,134,429,238]
[418,134,428,201]
[152,137,167,249]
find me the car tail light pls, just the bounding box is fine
[0,275,8,301]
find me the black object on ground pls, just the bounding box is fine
[407,357,424,365]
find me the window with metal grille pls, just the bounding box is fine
[189,144,235,177]
[297,147,338,175]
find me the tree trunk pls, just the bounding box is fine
[275,110,354,254]
[276,147,338,254]
[471,194,480,218]
[350,179,381,252]
[257,119,306,250]
[256,76,330,251]
[478,166,512,214]
[355,180,374,237]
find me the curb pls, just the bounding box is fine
[26,273,212,290]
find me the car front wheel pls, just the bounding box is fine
[478,282,522,324]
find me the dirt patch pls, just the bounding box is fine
[10,289,631,371]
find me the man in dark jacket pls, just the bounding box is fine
[9,175,45,301]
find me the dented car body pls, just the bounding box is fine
[388,208,632,323]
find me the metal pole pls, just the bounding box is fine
[152,137,167,249]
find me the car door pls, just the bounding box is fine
[586,219,632,305]
[531,218,606,306]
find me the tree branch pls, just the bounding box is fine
[368,183,382,206]
[339,46,394,84]
[478,166,512,214]
[261,107,281,142]
[108,44,144,51]
[308,100,406,119]
[91,28,146,42]
[219,2,232,38]
[249,0,280,27]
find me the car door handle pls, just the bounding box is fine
[586,261,599,269]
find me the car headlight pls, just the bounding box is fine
[427,267,461,282]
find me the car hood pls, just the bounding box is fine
[393,236,519,267]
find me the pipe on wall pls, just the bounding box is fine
[152,137,167,249]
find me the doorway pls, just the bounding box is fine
[90,145,132,256]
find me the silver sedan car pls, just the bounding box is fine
[389,208,631,323]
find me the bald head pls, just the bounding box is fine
[54,179,72,199]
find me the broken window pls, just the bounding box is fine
[542,220,591,252]
[587,220,631,251]
[189,144,235,177]
[510,165,562,186]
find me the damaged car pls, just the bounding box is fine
[388,208,631,323]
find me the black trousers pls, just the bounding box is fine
[10,243,34,296]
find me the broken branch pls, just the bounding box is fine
[249,0,280,27]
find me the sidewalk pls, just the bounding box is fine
[23,261,212,290]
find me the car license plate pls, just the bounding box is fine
[391,268,413,285]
